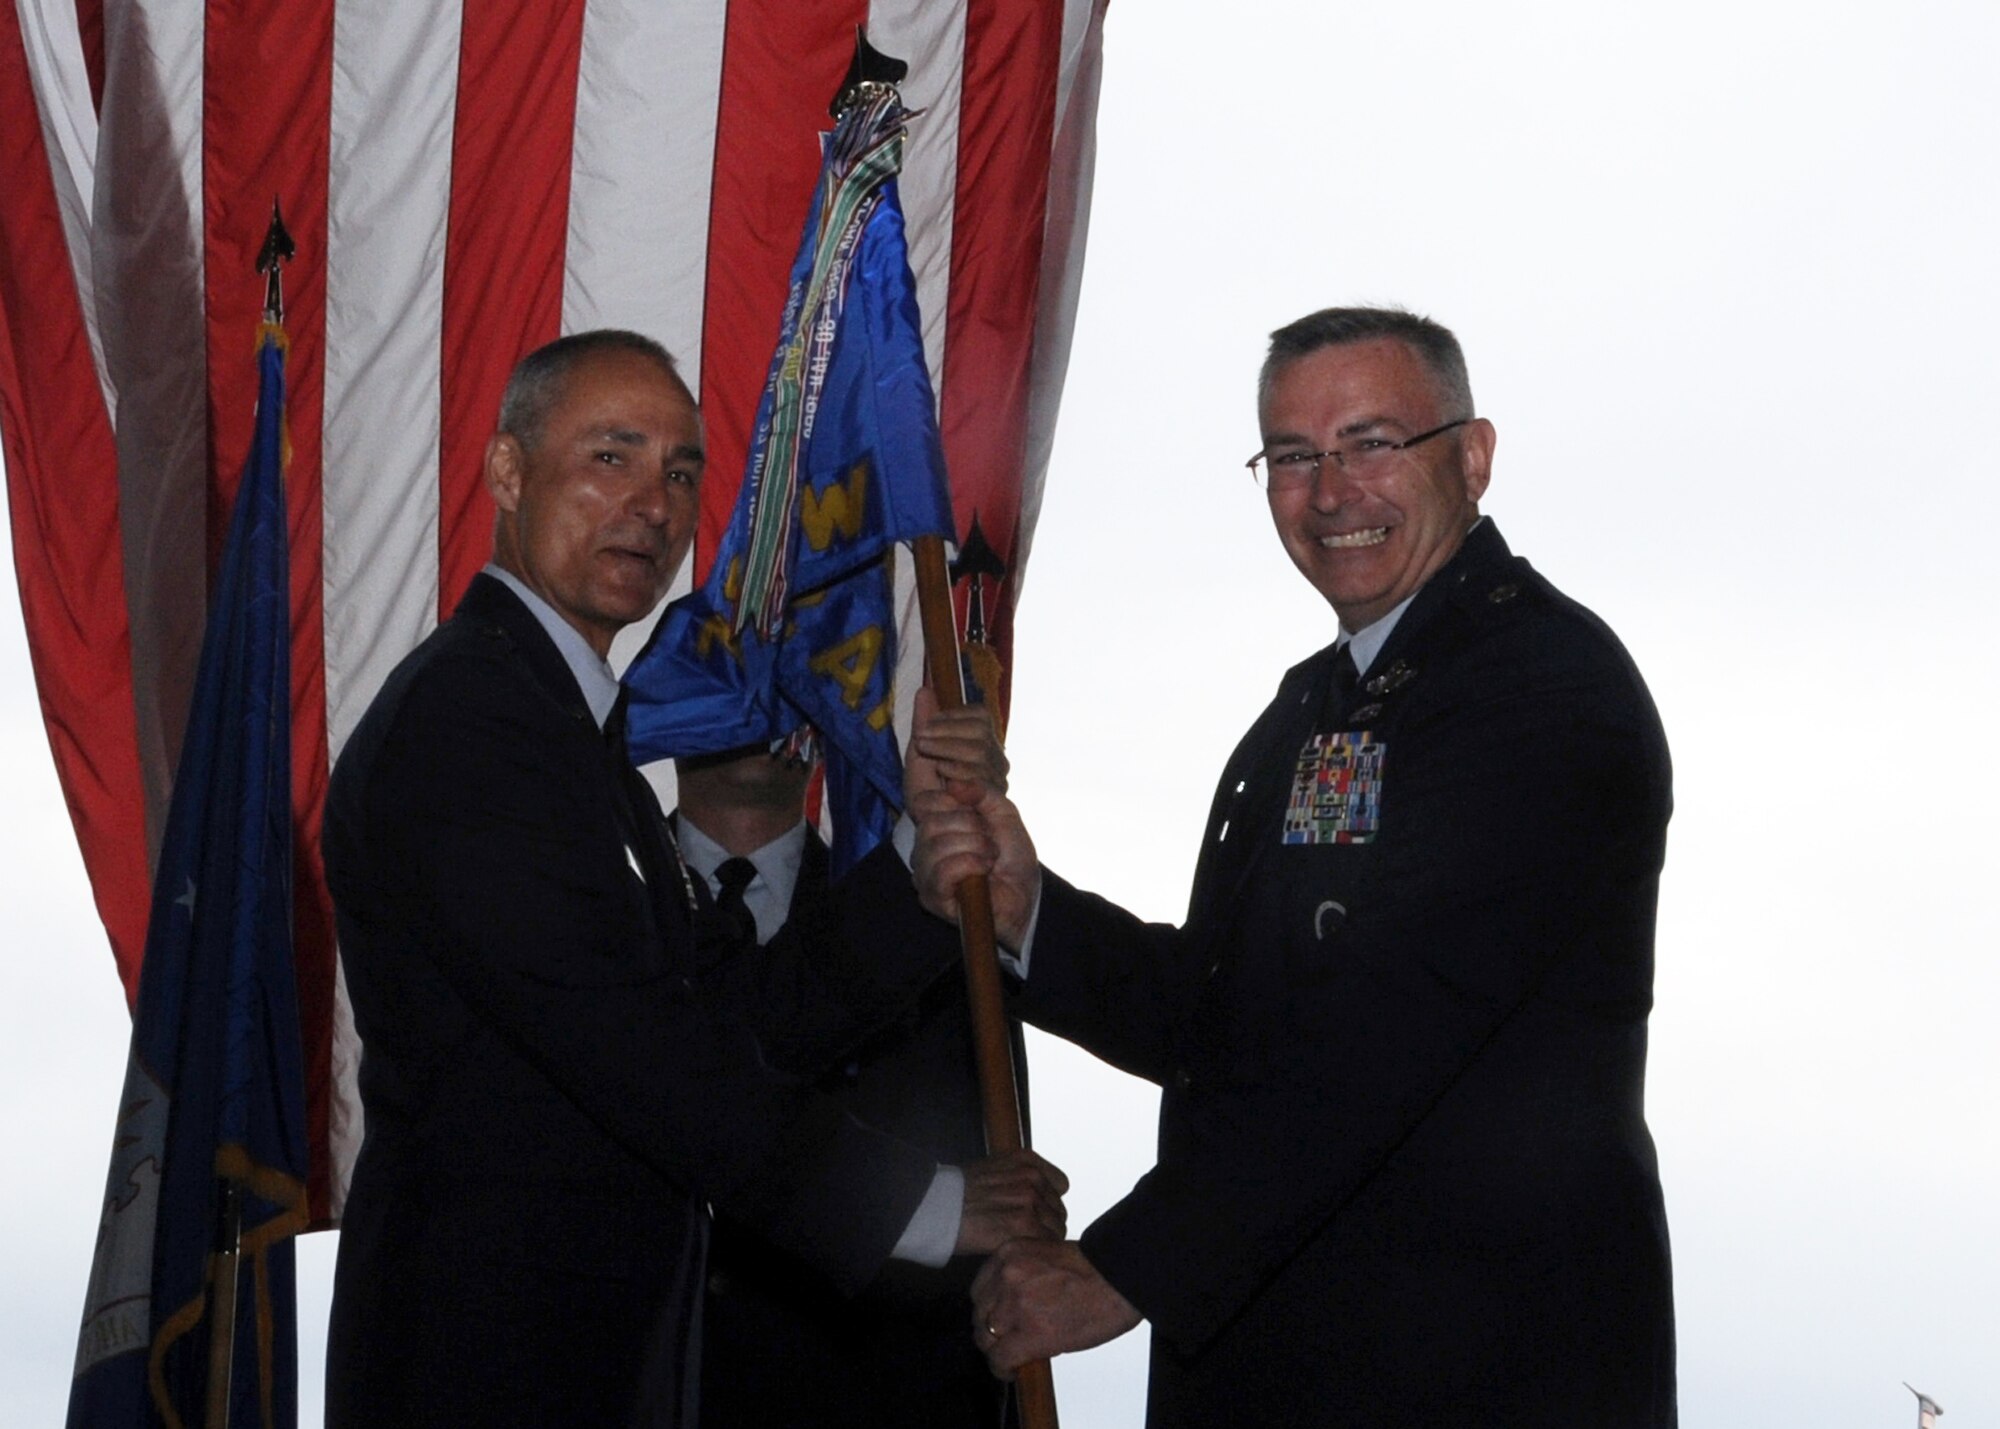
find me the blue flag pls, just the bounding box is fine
[67,326,309,1429]
[624,91,955,874]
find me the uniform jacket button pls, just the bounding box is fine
[1172,1068,1194,1091]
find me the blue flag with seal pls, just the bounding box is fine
[66,322,310,1429]
[624,89,954,874]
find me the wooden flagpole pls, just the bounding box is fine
[827,34,1058,1423]
[912,536,1060,1429]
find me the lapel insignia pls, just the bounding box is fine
[1283,731,1386,845]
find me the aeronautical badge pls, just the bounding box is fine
[1364,659,1417,696]
[1282,730,1385,844]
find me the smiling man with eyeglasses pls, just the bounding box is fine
[1248,316,1492,635]
[912,306,1678,1427]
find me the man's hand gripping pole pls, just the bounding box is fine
[912,535,1060,1429]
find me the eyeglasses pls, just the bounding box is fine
[1245,419,1470,491]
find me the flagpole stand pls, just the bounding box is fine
[913,534,1060,1429]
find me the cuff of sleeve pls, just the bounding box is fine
[889,1163,964,1267]
[892,815,1037,978]
[1007,878,1042,979]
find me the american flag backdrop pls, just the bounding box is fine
[0,0,1109,1227]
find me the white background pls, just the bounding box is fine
[5,2,1997,1423]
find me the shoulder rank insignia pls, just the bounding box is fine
[1283,730,1385,844]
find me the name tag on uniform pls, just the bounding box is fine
[1282,732,1385,845]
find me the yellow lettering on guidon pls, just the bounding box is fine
[800,460,870,552]
[695,613,740,662]
[809,627,895,730]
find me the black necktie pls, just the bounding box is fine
[712,857,759,947]
[1331,643,1361,702]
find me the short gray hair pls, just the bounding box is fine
[1258,307,1474,420]
[497,329,685,449]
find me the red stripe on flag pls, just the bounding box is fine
[0,7,150,992]
[694,0,869,582]
[939,0,1065,711]
[436,0,590,620]
[201,0,342,1221]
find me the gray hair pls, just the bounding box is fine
[1258,307,1474,420]
[497,329,685,449]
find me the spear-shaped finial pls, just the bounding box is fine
[830,26,908,118]
[256,198,296,323]
[949,513,1007,647]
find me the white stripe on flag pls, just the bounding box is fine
[868,0,965,400]
[322,0,463,764]
[322,0,469,1218]
[565,0,726,395]
[94,0,210,866]
[1016,0,1105,588]
[1052,0,1101,152]
[13,0,112,421]
[326,950,363,1216]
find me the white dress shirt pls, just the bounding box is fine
[672,816,808,948]
[483,565,620,727]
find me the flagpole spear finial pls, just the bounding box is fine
[830,26,909,117]
[256,198,297,324]
[949,513,1007,648]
